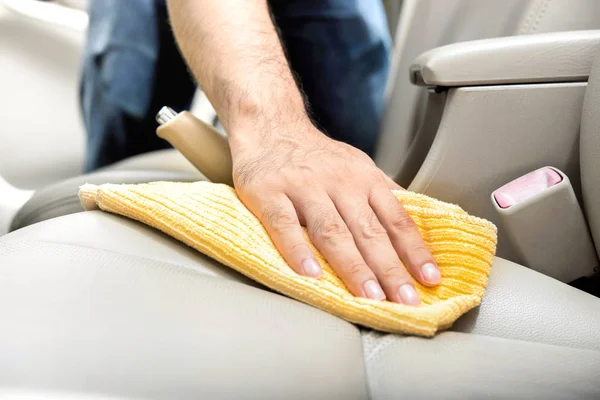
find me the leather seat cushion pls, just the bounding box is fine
[8,211,600,350]
[107,149,200,175]
[0,212,599,399]
[0,239,366,400]
[10,169,203,232]
[363,330,600,400]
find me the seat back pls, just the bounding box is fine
[0,2,87,189]
[376,0,600,185]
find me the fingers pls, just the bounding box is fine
[244,175,438,308]
[369,186,441,287]
[257,194,322,278]
[332,194,421,305]
[293,192,386,301]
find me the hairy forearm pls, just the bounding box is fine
[167,0,309,137]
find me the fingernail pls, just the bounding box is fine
[398,284,420,306]
[363,280,386,301]
[421,263,441,284]
[301,258,322,278]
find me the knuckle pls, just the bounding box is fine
[355,207,387,241]
[319,221,349,242]
[356,167,383,187]
[262,205,296,232]
[273,212,296,228]
[347,261,369,278]
[386,192,402,207]
[357,219,387,241]
[300,200,327,215]
[367,168,384,181]
[331,170,348,187]
[390,212,417,231]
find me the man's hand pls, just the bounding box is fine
[231,120,441,305]
[167,0,440,304]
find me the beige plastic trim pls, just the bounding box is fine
[409,82,586,263]
[410,30,600,87]
[156,111,233,186]
[492,168,598,282]
[580,54,600,260]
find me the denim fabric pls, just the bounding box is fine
[81,0,391,171]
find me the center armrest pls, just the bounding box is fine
[410,30,600,87]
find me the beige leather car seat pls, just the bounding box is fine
[2,56,600,394]
[4,7,600,393]
[378,0,600,185]
[1,212,600,399]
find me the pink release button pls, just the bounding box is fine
[493,167,563,209]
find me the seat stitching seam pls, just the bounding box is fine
[530,0,551,34]
[16,197,82,226]
[518,0,543,34]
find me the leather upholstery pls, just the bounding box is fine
[364,330,600,400]
[0,240,366,400]
[9,170,202,232]
[107,149,201,176]
[10,212,600,353]
[3,2,600,397]
[0,212,599,398]
[451,257,600,350]
[6,147,203,233]
[6,212,256,286]
[5,147,203,233]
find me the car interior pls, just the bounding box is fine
[1,0,600,398]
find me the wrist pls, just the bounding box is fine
[228,112,326,157]
[227,94,313,142]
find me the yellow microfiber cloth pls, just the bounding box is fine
[79,181,497,337]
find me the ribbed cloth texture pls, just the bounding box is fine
[79,181,497,336]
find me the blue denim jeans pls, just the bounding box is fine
[80,0,391,171]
